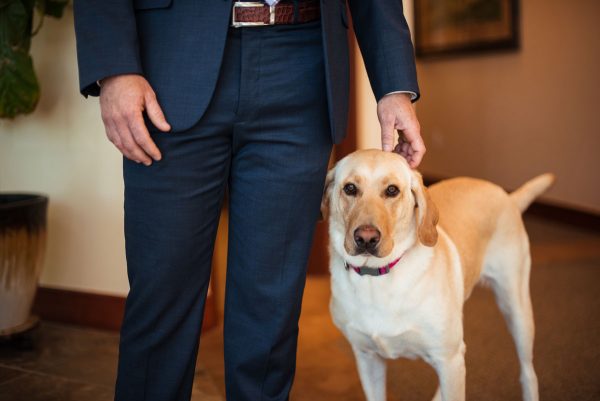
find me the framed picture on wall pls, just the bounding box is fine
[414,0,519,58]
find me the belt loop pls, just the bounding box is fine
[293,0,299,24]
[269,4,276,24]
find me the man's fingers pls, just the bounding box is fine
[380,118,395,152]
[145,91,171,132]
[402,141,411,156]
[397,124,425,168]
[407,143,425,167]
[104,121,123,151]
[115,118,152,165]
[411,135,426,166]
[129,112,162,162]
[105,117,151,165]
[99,75,167,165]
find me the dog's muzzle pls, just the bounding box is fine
[353,225,381,255]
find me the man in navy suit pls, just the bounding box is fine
[74,1,424,400]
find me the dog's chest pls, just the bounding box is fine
[344,320,430,360]
[330,279,441,361]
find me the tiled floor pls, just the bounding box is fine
[0,323,222,401]
[1,215,599,400]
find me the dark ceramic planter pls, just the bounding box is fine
[0,193,48,335]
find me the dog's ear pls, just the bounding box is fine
[411,171,439,247]
[320,167,336,221]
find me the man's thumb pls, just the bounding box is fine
[145,92,171,132]
[381,121,394,152]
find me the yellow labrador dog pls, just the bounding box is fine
[321,149,554,401]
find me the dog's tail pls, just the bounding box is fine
[510,173,555,213]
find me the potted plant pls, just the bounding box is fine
[0,194,48,336]
[0,0,68,338]
[1,0,69,118]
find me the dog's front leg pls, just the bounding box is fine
[352,346,386,401]
[432,349,466,401]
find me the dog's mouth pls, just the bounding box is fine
[352,246,379,257]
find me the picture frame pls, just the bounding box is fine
[414,0,520,58]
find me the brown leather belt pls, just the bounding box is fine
[231,1,320,28]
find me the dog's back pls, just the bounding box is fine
[429,174,554,299]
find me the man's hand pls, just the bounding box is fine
[377,93,425,168]
[99,74,171,166]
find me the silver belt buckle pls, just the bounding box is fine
[232,2,276,28]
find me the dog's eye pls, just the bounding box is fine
[343,183,358,196]
[385,185,400,197]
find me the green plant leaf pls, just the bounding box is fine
[0,0,13,8]
[0,46,40,118]
[0,0,66,119]
[0,0,30,48]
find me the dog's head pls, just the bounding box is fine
[321,149,438,265]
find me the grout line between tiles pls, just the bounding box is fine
[0,371,30,387]
[0,362,113,389]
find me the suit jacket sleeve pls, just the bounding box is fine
[73,0,144,97]
[347,0,420,102]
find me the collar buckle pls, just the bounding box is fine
[346,256,402,277]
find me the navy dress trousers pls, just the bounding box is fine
[73,1,419,400]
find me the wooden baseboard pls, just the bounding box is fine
[525,201,600,232]
[422,175,600,232]
[32,287,125,331]
[32,286,217,332]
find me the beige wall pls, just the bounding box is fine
[415,0,600,213]
[0,11,130,296]
[356,1,600,214]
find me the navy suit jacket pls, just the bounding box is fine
[74,0,419,144]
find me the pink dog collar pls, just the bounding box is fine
[345,256,402,276]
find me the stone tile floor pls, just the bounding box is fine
[0,321,222,401]
[1,215,599,400]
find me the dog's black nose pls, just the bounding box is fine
[354,225,381,253]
